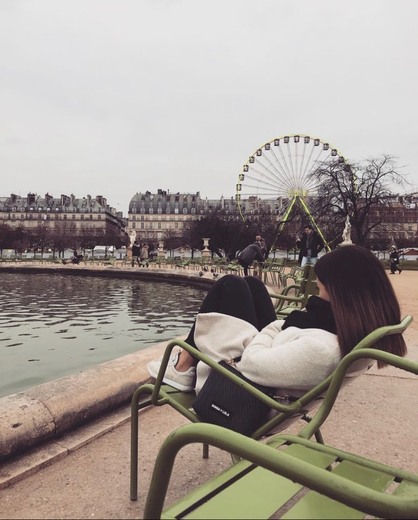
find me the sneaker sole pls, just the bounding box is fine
[147,364,194,392]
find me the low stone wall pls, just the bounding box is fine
[0,340,168,460]
[0,262,215,289]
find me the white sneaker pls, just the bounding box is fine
[147,350,196,392]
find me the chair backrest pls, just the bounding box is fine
[253,315,413,438]
[299,264,318,299]
[273,264,318,313]
[296,314,414,440]
[283,264,305,285]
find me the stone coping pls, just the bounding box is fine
[0,339,169,461]
[0,264,215,461]
[0,262,216,289]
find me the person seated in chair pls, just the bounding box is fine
[62,251,83,265]
[148,246,406,396]
[71,253,83,264]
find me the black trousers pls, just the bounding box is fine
[185,274,277,349]
[238,259,250,276]
[390,261,401,274]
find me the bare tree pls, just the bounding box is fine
[78,225,97,254]
[0,224,14,255]
[28,224,51,258]
[50,222,78,258]
[313,155,407,246]
[163,229,184,256]
[183,213,248,260]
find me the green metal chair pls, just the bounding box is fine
[130,316,413,501]
[281,264,305,285]
[261,257,287,287]
[144,343,418,519]
[269,264,318,318]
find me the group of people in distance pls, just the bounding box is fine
[147,238,407,412]
[237,224,325,277]
[131,239,149,267]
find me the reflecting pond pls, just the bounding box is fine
[0,272,206,398]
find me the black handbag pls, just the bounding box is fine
[192,358,274,436]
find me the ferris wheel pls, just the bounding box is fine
[235,134,347,249]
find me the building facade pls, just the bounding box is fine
[128,189,239,241]
[0,193,126,241]
[128,189,418,248]
[367,193,418,248]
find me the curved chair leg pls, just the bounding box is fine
[130,385,154,501]
[301,413,324,444]
[203,443,209,459]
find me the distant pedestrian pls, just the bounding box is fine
[297,225,324,267]
[62,250,83,265]
[389,246,402,274]
[140,243,149,267]
[237,241,264,276]
[132,240,141,267]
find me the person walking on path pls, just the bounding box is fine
[297,224,324,267]
[389,246,402,274]
[140,243,149,267]
[237,241,264,276]
[131,240,141,267]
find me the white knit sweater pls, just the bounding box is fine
[194,312,341,395]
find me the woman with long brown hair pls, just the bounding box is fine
[147,245,406,392]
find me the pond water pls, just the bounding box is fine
[0,272,206,398]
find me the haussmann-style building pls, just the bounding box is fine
[0,192,126,243]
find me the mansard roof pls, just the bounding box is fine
[0,193,110,213]
[128,190,239,214]
[129,190,201,213]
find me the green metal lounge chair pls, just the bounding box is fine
[144,341,418,519]
[261,257,287,287]
[130,316,412,501]
[269,264,318,318]
[281,264,305,285]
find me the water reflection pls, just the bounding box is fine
[0,272,205,397]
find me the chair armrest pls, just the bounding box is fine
[270,283,301,296]
[269,290,306,313]
[269,292,305,304]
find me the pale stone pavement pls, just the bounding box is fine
[0,268,417,519]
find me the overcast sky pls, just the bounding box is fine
[1,0,417,215]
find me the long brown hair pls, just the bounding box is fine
[314,245,406,366]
